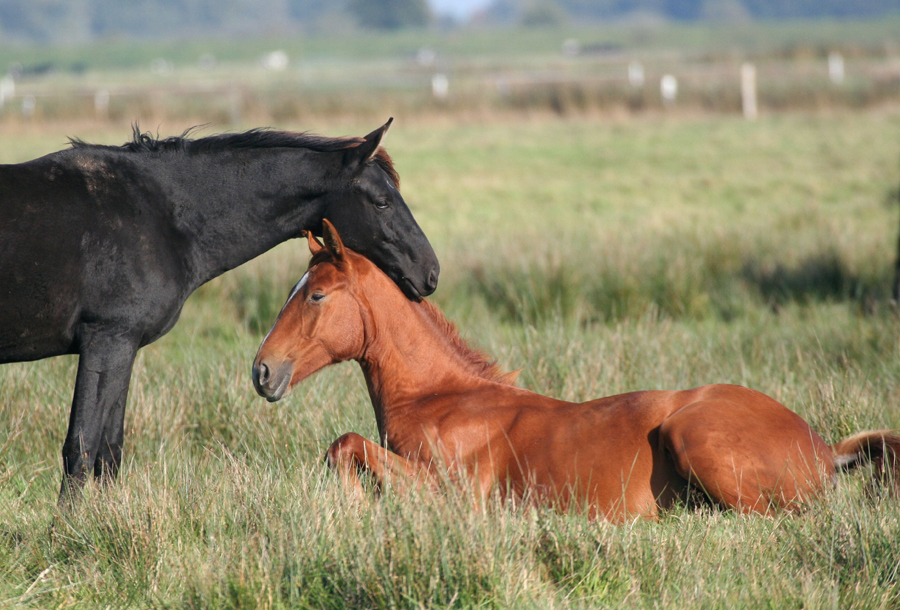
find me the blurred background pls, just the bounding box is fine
[4,8,900,607]
[0,0,898,125]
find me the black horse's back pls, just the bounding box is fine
[0,121,440,502]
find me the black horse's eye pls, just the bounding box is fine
[309,292,326,303]
[375,197,390,209]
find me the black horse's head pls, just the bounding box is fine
[317,119,439,300]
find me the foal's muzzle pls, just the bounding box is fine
[252,359,293,402]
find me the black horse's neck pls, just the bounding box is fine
[147,147,333,290]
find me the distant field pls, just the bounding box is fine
[2,18,900,70]
[1,110,900,608]
[1,18,899,124]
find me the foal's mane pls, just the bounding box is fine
[417,299,510,384]
[69,125,400,186]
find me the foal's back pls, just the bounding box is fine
[475,383,834,519]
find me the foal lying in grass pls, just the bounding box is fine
[252,221,900,522]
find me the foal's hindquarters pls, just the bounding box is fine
[655,385,834,515]
[459,384,835,521]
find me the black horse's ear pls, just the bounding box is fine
[343,117,392,170]
[321,219,348,265]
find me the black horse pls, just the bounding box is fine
[0,119,439,501]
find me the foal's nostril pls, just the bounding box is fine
[257,362,270,386]
[253,360,292,402]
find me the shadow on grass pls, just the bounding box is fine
[741,250,861,308]
[460,249,887,325]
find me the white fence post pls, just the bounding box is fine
[660,75,677,105]
[628,61,644,88]
[432,73,448,100]
[741,62,757,119]
[22,94,35,118]
[828,52,845,84]
[95,90,110,119]
[0,76,14,109]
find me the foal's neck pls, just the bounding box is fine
[357,276,497,435]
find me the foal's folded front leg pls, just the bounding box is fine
[325,432,434,495]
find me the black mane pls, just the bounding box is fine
[69,124,400,185]
[69,125,364,155]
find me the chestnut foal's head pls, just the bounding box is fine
[252,220,368,402]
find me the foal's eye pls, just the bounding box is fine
[374,197,390,209]
[308,292,326,303]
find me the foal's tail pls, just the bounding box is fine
[832,430,900,493]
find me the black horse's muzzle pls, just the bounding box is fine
[398,263,439,300]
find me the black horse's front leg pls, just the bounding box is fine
[93,389,129,482]
[59,335,137,504]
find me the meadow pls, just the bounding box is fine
[1,105,900,608]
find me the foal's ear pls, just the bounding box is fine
[343,117,392,170]
[304,230,324,255]
[321,219,348,264]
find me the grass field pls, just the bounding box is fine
[2,108,900,608]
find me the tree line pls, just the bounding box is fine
[544,0,899,21]
[0,0,897,43]
[0,0,435,43]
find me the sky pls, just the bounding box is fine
[428,0,492,20]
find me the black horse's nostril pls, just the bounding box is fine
[426,267,439,292]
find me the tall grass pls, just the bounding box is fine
[1,111,900,607]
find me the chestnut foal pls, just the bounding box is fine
[253,221,900,522]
